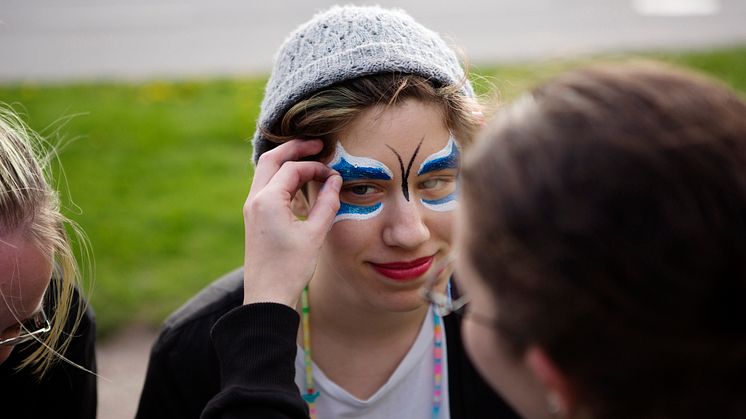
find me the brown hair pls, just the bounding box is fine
[461,62,746,418]
[260,73,483,160]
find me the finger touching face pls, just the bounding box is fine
[251,139,325,192]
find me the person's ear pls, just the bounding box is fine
[290,188,310,218]
[525,346,577,418]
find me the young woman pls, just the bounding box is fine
[455,62,746,418]
[0,106,96,417]
[137,5,519,419]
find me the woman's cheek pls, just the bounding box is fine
[0,346,13,365]
[426,208,455,243]
[326,214,380,249]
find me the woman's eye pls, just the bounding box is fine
[420,179,443,189]
[420,176,456,191]
[339,184,383,205]
[418,176,458,200]
[346,184,377,196]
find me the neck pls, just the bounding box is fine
[297,267,431,399]
[305,275,428,343]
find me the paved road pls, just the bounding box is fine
[1,0,745,82]
[96,325,157,419]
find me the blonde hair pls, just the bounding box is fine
[0,105,88,377]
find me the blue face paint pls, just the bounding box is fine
[418,136,460,212]
[327,142,393,223]
[421,187,459,212]
[335,202,383,222]
[328,149,392,182]
[417,135,460,175]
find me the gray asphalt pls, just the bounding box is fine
[2,0,745,83]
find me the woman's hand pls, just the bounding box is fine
[242,139,341,307]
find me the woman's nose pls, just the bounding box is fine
[382,196,430,249]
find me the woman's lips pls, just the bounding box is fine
[370,256,434,281]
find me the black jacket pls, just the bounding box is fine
[136,268,520,419]
[0,285,97,419]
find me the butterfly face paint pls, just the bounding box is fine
[327,142,393,223]
[386,138,424,202]
[417,136,460,212]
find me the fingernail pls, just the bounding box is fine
[332,175,342,191]
[323,175,341,192]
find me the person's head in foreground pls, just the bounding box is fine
[254,5,481,318]
[0,107,84,376]
[458,62,746,418]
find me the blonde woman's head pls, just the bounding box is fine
[0,106,86,377]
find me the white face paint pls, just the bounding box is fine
[311,101,455,317]
[327,142,393,223]
[417,136,460,212]
[326,133,460,224]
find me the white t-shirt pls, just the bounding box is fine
[294,307,450,419]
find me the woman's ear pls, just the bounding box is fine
[525,346,577,417]
[290,188,311,218]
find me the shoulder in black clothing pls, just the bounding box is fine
[0,284,97,419]
[136,268,522,419]
[136,268,244,419]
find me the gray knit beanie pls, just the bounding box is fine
[252,5,474,162]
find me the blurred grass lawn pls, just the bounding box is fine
[1,46,745,337]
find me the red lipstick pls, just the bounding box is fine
[370,256,434,281]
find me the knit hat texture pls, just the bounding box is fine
[252,5,473,162]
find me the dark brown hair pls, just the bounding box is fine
[260,73,483,161]
[461,62,746,418]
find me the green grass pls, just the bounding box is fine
[1,79,265,335]
[1,45,745,337]
[472,45,746,102]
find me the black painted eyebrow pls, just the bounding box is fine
[386,137,424,201]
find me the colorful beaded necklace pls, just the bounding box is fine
[300,287,445,419]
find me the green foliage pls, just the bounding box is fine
[472,45,746,103]
[1,79,265,335]
[655,46,746,92]
[1,46,744,336]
